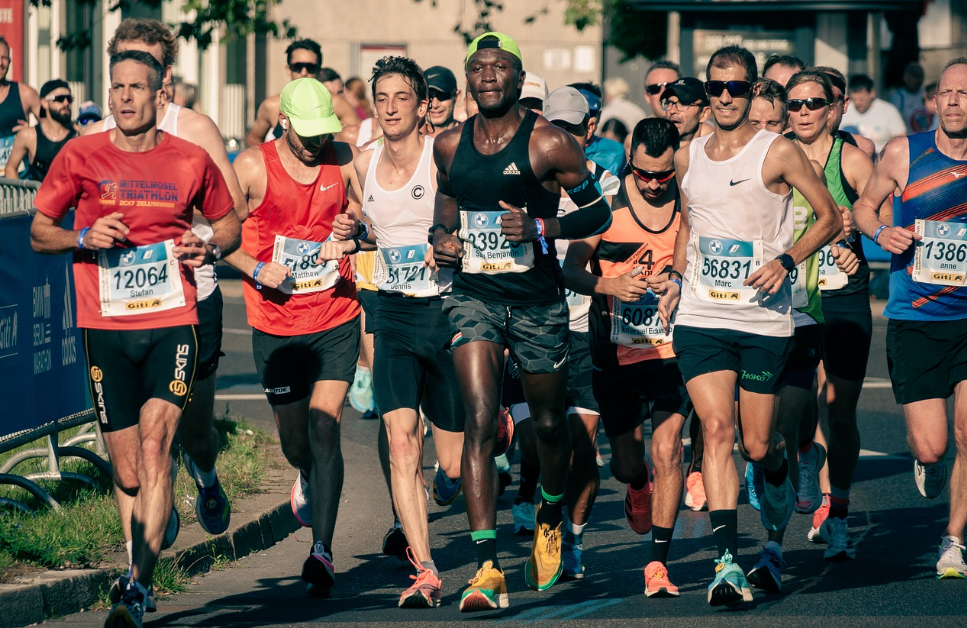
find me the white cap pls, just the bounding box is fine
[520,71,548,102]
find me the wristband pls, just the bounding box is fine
[534,217,549,254]
[350,238,362,254]
[253,261,266,290]
[667,269,683,282]
[872,224,888,245]
[835,239,851,249]
[670,278,682,290]
[78,227,90,250]
[355,220,370,241]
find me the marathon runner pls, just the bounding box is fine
[430,32,612,610]
[762,55,805,87]
[644,60,681,119]
[424,65,461,138]
[30,49,240,628]
[815,66,877,160]
[4,79,76,181]
[657,45,841,607]
[0,35,40,171]
[564,116,689,597]
[852,57,967,580]
[228,77,362,597]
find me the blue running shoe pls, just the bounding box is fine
[745,461,763,511]
[349,367,375,414]
[760,458,796,532]
[562,540,585,579]
[183,453,231,535]
[747,543,784,593]
[707,551,752,607]
[432,467,462,506]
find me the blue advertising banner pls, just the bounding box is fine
[0,212,89,437]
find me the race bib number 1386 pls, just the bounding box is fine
[913,219,967,287]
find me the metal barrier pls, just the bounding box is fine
[0,177,40,215]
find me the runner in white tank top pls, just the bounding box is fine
[656,45,841,608]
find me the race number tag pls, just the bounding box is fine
[913,219,967,287]
[691,236,764,303]
[459,209,535,274]
[272,235,340,294]
[565,286,591,311]
[789,261,808,308]
[98,240,185,317]
[373,243,439,297]
[817,245,848,291]
[611,291,671,347]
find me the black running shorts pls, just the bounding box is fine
[784,323,824,390]
[195,286,224,381]
[593,358,689,438]
[673,325,792,395]
[820,291,872,381]
[887,317,967,405]
[501,331,599,416]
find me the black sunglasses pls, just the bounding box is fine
[631,166,675,184]
[47,94,74,104]
[290,62,319,74]
[645,82,670,96]
[705,80,752,98]
[788,97,830,112]
[429,90,454,102]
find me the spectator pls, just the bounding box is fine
[4,79,76,181]
[763,54,805,87]
[599,76,645,132]
[0,35,41,172]
[345,76,373,120]
[570,82,626,176]
[599,118,628,145]
[840,74,907,153]
[890,62,925,132]
[643,60,681,118]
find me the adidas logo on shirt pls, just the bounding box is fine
[503,162,520,175]
[367,195,375,202]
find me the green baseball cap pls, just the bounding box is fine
[280,78,342,137]
[465,32,522,67]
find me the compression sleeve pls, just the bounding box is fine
[558,170,613,239]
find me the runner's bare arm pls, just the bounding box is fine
[245,97,276,148]
[31,211,129,254]
[430,129,463,267]
[3,128,32,179]
[13,83,40,132]
[180,110,248,221]
[658,147,691,331]
[563,236,648,302]
[333,148,376,244]
[853,137,917,254]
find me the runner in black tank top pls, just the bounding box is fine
[430,32,612,610]
[26,124,76,181]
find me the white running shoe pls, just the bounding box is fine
[936,535,967,579]
[914,460,947,499]
[821,517,855,560]
[512,501,535,535]
[291,472,311,527]
[795,443,826,514]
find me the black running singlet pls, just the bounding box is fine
[26,125,76,181]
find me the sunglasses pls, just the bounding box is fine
[704,80,752,98]
[46,94,74,104]
[661,99,699,112]
[788,97,830,112]
[645,82,670,95]
[631,166,675,184]
[429,90,454,102]
[78,117,99,126]
[290,62,319,74]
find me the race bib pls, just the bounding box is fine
[691,235,764,303]
[789,260,808,308]
[373,243,439,297]
[817,245,848,291]
[98,240,185,317]
[459,209,535,274]
[272,235,340,294]
[913,219,967,287]
[611,291,672,347]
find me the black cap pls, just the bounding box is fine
[425,66,457,96]
[40,79,70,99]
[660,77,708,106]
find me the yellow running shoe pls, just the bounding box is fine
[524,506,563,591]
[459,561,509,612]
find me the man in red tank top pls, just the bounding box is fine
[226,77,362,598]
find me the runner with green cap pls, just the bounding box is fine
[431,31,613,611]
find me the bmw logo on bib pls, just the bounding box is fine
[120,251,136,266]
[389,249,402,263]
[709,239,723,255]
[938,223,951,237]
[475,213,489,228]
[297,242,311,255]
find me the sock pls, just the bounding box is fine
[829,486,850,519]
[186,455,218,488]
[516,460,540,503]
[650,525,673,565]
[764,539,783,557]
[798,440,814,455]
[471,530,499,570]
[629,466,650,491]
[709,509,738,558]
[420,560,439,577]
[564,519,587,546]
[763,457,788,488]
[125,540,134,568]
[538,488,564,525]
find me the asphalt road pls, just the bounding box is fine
[50,283,966,627]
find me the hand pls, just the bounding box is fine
[644,271,671,294]
[11,119,28,134]
[84,212,129,250]
[253,261,290,289]
[657,281,680,333]
[606,271,649,302]
[317,239,355,262]
[424,243,438,272]
[432,232,464,268]
[830,245,859,276]
[174,229,207,267]
[499,201,538,243]
[331,213,358,241]
[878,226,919,254]
[744,259,788,294]
[839,205,853,234]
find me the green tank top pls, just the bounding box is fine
[791,188,824,325]
[821,136,870,296]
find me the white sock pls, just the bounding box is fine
[126,540,134,568]
[568,520,587,537]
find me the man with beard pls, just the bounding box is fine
[4,79,75,181]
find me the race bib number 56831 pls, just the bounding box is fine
[691,235,764,303]
[913,219,967,287]
[459,210,535,274]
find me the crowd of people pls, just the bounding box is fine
[11,16,966,628]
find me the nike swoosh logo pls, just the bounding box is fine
[553,357,567,370]
[654,539,669,543]
[729,179,750,186]
[712,525,726,533]
[320,183,338,192]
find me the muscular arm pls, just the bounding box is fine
[245,97,276,148]
[430,129,463,267]
[206,210,241,258]
[19,84,40,130]
[4,128,33,179]
[180,110,248,220]
[774,139,841,263]
[562,236,602,296]
[657,146,691,330]
[852,137,916,254]
[30,211,83,254]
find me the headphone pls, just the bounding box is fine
[281,119,289,130]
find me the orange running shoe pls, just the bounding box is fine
[684,471,707,511]
[624,475,653,535]
[495,407,514,456]
[644,561,680,597]
[807,493,830,543]
[399,548,442,608]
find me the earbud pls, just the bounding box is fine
[281,120,288,130]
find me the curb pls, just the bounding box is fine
[0,474,298,628]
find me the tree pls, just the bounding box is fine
[28,0,297,51]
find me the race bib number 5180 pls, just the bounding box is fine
[913,219,967,287]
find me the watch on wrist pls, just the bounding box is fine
[776,253,795,271]
[428,223,451,244]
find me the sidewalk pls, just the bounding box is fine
[0,447,298,628]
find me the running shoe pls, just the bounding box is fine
[795,443,826,514]
[760,461,795,532]
[459,560,508,612]
[707,551,752,607]
[936,535,967,579]
[562,539,585,579]
[161,506,179,551]
[524,505,563,591]
[105,577,148,628]
[745,461,763,511]
[183,453,231,535]
[432,466,462,506]
[495,453,512,496]
[684,471,707,511]
[291,472,311,527]
[399,548,442,608]
[807,494,830,543]
[644,561,680,597]
[348,367,375,414]
[747,544,784,593]
[914,460,947,499]
[624,478,653,535]
[595,445,605,468]
[108,576,156,614]
[494,407,514,456]
[821,517,855,560]
[301,540,335,598]
[512,500,535,535]
[382,519,408,560]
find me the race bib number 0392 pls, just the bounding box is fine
[913,219,967,287]
[373,243,440,297]
[98,239,185,316]
[691,235,764,303]
[272,235,340,294]
[459,209,535,274]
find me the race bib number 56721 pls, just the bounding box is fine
[913,219,967,287]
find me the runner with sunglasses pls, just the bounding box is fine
[815,66,877,160]
[644,60,681,119]
[424,66,461,138]
[657,45,841,608]
[4,79,75,182]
